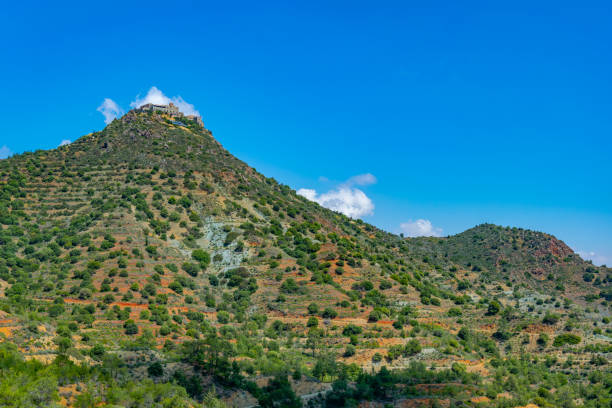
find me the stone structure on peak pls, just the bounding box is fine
[139,102,180,115]
[138,102,204,127]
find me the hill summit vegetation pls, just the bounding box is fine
[0,106,610,407]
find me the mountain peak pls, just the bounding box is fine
[132,102,204,127]
[59,103,233,174]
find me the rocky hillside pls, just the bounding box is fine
[405,223,604,296]
[0,107,610,407]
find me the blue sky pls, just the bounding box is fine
[0,1,610,265]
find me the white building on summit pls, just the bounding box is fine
[138,102,204,127]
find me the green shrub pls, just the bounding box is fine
[280,278,301,294]
[322,308,338,319]
[553,333,581,347]
[447,307,462,317]
[487,300,501,315]
[217,311,230,324]
[124,319,138,335]
[342,324,362,336]
[182,262,199,277]
[344,344,356,357]
[192,249,210,269]
[147,361,164,377]
[537,333,549,346]
[542,313,560,325]
[308,303,319,315]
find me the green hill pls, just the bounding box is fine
[0,106,610,407]
[405,223,602,295]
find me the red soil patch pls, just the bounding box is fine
[377,337,405,347]
[456,359,480,366]
[377,320,394,325]
[523,323,555,334]
[114,302,148,308]
[479,323,496,332]
[471,396,490,404]
[63,298,95,305]
[0,326,17,337]
[278,259,297,269]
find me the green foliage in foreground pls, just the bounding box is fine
[322,356,612,408]
[1,336,612,408]
[0,342,199,408]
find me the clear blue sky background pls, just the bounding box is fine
[0,1,610,265]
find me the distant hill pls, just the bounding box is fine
[404,224,602,295]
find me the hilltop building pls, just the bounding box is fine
[139,102,180,115]
[186,115,204,127]
[138,102,204,127]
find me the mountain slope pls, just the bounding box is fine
[0,107,610,407]
[405,223,603,296]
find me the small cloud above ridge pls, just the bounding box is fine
[130,86,199,117]
[400,219,443,237]
[0,145,12,160]
[577,250,608,266]
[345,173,377,187]
[297,173,376,219]
[97,98,124,124]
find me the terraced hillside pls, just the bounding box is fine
[0,107,610,407]
[403,223,603,296]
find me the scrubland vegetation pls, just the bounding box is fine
[0,108,609,406]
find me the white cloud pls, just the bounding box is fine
[97,98,124,124]
[298,186,374,218]
[298,173,377,218]
[577,250,608,266]
[345,173,377,187]
[59,139,71,147]
[0,145,12,159]
[400,219,443,237]
[297,188,317,201]
[130,86,200,117]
